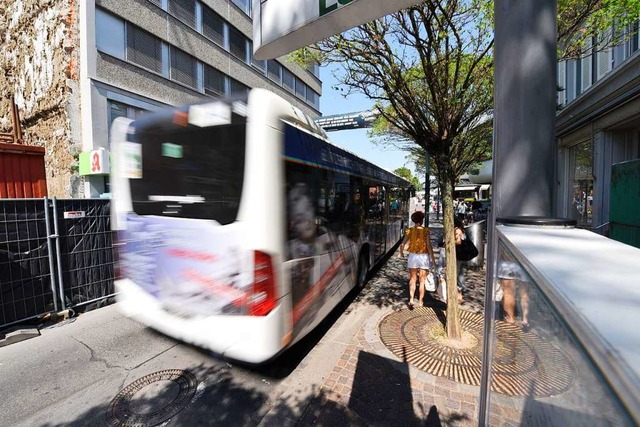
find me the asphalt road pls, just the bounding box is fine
[0,302,346,427]
[0,202,426,427]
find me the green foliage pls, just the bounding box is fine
[285,0,637,339]
[393,166,423,190]
[69,148,80,174]
[393,166,413,180]
[558,0,640,59]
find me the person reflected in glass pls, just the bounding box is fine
[497,250,530,332]
[399,211,436,309]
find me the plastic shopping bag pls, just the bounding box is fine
[427,272,436,292]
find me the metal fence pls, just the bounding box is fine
[0,198,115,329]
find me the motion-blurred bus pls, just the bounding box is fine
[111,89,411,363]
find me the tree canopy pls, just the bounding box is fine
[293,0,639,339]
[393,166,423,190]
[558,0,640,59]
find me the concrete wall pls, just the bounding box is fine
[0,0,84,198]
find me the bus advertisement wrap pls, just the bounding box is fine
[120,215,251,317]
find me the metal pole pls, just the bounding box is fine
[52,198,67,310]
[478,1,557,424]
[43,198,59,312]
[425,151,430,226]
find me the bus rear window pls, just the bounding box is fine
[128,117,246,224]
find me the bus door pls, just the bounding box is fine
[365,185,386,262]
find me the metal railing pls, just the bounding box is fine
[0,198,116,329]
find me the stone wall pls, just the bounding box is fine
[0,0,83,198]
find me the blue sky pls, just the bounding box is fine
[318,66,416,175]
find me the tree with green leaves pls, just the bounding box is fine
[294,1,494,340]
[292,0,639,340]
[393,166,423,191]
[558,0,640,59]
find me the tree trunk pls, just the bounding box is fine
[442,177,462,340]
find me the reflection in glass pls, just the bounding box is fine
[487,242,633,426]
[568,141,594,227]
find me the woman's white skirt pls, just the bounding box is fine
[407,253,432,270]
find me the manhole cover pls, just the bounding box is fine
[379,307,575,397]
[107,369,198,426]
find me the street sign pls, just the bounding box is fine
[252,0,422,60]
[314,110,376,131]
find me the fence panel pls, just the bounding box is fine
[53,199,115,309]
[0,199,57,328]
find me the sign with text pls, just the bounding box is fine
[64,211,86,219]
[314,110,377,131]
[252,0,422,59]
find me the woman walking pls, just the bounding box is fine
[400,211,436,308]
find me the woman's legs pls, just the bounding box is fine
[519,285,530,328]
[408,268,418,306]
[417,269,427,306]
[501,278,517,323]
[456,260,466,303]
[501,278,530,329]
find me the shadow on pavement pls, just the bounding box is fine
[288,350,470,426]
[348,224,486,316]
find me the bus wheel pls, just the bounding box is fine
[356,253,369,288]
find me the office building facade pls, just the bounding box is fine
[1,0,322,198]
[556,21,640,232]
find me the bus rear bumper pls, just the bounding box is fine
[115,278,286,364]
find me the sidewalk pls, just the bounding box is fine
[261,221,487,426]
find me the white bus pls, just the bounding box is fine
[111,89,410,363]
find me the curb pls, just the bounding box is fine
[0,326,40,348]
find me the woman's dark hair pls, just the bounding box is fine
[411,211,425,224]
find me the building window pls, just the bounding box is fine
[230,78,249,101]
[107,100,148,138]
[574,59,582,98]
[557,61,566,107]
[567,141,594,228]
[96,9,125,59]
[627,21,639,57]
[202,5,224,46]
[252,57,267,72]
[307,62,320,78]
[204,65,225,97]
[295,79,306,99]
[170,47,198,88]
[306,88,319,109]
[248,42,266,72]
[168,0,196,28]
[596,30,613,80]
[228,27,248,61]
[580,37,593,92]
[282,68,295,92]
[107,101,128,137]
[267,60,281,82]
[147,0,162,7]
[231,0,251,15]
[126,25,163,74]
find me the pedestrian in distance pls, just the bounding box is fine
[399,210,436,309]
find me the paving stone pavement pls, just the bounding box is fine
[262,217,500,426]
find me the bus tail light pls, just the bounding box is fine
[249,251,276,316]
